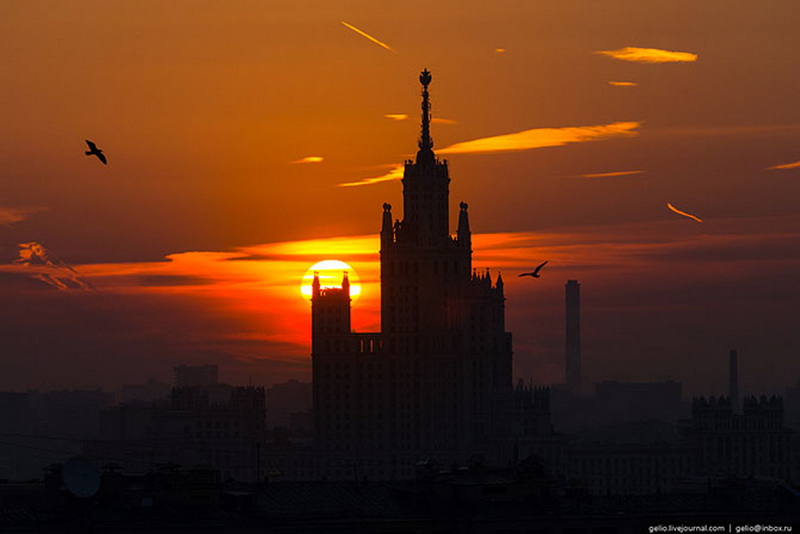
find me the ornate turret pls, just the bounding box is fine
[311,270,351,352]
[381,203,393,247]
[312,271,321,297]
[417,68,434,165]
[399,69,451,248]
[457,201,471,248]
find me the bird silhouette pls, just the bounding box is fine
[85,140,107,165]
[518,261,548,278]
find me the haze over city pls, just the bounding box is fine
[2,1,799,397]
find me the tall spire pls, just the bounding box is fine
[342,271,350,296]
[416,69,434,165]
[457,201,471,248]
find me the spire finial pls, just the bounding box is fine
[417,69,434,160]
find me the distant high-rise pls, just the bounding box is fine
[729,349,739,412]
[565,280,581,395]
[311,70,514,478]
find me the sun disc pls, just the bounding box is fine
[300,260,361,301]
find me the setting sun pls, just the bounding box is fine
[300,260,362,301]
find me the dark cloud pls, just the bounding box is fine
[130,274,214,287]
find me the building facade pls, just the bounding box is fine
[689,394,796,481]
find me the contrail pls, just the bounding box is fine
[579,170,643,178]
[667,203,703,223]
[341,21,395,52]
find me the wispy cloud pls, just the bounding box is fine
[609,81,638,87]
[337,164,404,187]
[340,21,395,53]
[0,206,46,226]
[438,122,641,155]
[667,203,703,223]
[651,124,800,138]
[766,160,800,170]
[289,156,323,164]
[578,170,644,178]
[596,47,698,63]
[13,242,94,290]
[384,114,453,124]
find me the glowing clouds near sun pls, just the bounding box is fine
[596,47,698,63]
[438,122,641,155]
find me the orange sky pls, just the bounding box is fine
[1,1,799,395]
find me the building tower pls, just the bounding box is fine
[312,70,513,477]
[565,280,581,395]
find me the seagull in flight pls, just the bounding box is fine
[85,140,107,165]
[518,261,548,278]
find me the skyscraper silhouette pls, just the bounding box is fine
[312,70,513,478]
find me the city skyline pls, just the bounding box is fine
[1,1,799,396]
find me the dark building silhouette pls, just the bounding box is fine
[0,389,113,480]
[120,378,171,405]
[729,348,739,412]
[265,379,311,431]
[565,279,581,395]
[551,380,683,434]
[689,394,795,480]
[311,70,517,478]
[86,373,266,481]
[786,381,800,431]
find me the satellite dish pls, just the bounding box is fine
[62,456,100,499]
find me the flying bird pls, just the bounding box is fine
[85,140,107,165]
[519,261,548,278]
